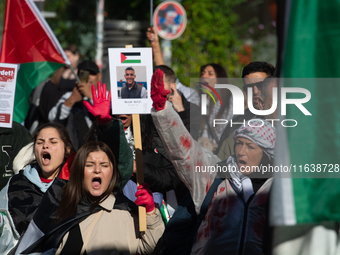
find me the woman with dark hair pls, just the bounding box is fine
[53,141,164,254]
[57,141,119,221]
[1,83,134,254]
[57,44,80,94]
[0,123,75,254]
[198,63,233,153]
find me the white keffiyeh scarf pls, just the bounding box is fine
[227,155,254,202]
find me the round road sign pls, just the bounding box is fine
[153,1,187,40]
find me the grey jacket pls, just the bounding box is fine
[151,101,272,255]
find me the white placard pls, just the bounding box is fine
[0,63,18,128]
[108,48,153,114]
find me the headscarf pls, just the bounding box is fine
[233,118,276,159]
[226,119,276,201]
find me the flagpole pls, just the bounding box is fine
[150,0,153,26]
[95,0,105,71]
[69,65,81,83]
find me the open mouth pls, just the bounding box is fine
[239,159,247,165]
[92,177,102,190]
[42,152,51,165]
[119,116,127,123]
[117,115,130,126]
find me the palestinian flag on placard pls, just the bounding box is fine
[0,0,69,123]
[270,0,340,252]
[120,52,141,64]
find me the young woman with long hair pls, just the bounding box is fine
[198,63,233,153]
[0,122,75,254]
[53,141,164,254]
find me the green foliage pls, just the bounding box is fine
[44,0,96,59]
[105,0,151,21]
[0,0,249,81]
[0,0,6,44]
[171,0,247,85]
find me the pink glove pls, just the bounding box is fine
[83,81,111,125]
[135,183,155,213]
[151,69,170,111]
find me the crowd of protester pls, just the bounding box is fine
[0,26,278,255]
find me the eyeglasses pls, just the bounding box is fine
[125,73,135,76]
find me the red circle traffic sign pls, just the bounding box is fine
[153,1,187,40]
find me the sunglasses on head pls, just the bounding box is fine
[242,81,263,92]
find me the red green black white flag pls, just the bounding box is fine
[0,0,69,123]
[120,52,141,64]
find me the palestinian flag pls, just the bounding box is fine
[120,52,141,64]
[270,0,340,253]
[0,0,69,123]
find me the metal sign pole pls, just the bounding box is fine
[161,39,172,67]
[150,0,153,26]
[95,0,105,71]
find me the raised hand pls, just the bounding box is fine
[83,81,112,125]
[168,85,184,112]
[77,80,92,99]
[135,183,155,213]
[146,26,165,65]
[146,26,159,47]
[151,69,170,111]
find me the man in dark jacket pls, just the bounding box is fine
[120,67,147,99]
[48,60,102,150]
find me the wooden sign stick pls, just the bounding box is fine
[125,44,146,232]
[132,114,146,232]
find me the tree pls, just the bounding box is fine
[0,0,248,81]
[171,0,246,85]
[44,0,97,58]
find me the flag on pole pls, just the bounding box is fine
[271,0,340,226]
[270,0,340,253]
[0,0,70,123]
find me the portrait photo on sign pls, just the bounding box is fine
[108,47,153,115]
[117,66,147,99]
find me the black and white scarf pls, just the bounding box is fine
[227,155,254,202]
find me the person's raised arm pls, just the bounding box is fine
[63,86,83,108]
[48,88,82,124]
[83,82,111,125]
[147,27,165,66]
[150,70,221,213]
[84,82,133,189]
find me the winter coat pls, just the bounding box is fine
[53,194,164,255]
[151,101,272,255]
[0,164,52,254]
[0,118,133,254]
